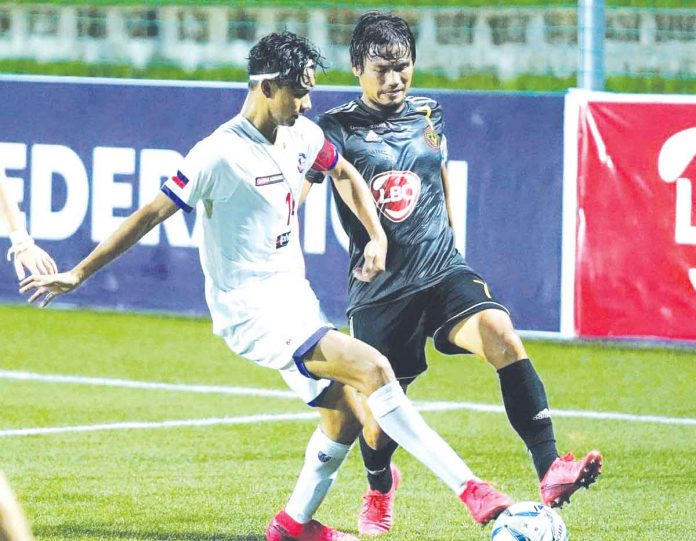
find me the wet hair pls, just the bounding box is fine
[349,11,416,72]
[247,31,325,89]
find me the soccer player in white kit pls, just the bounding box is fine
[21,32,513,541]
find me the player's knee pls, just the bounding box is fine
[489,330,526,368]
[359,355,396,394]
[503,328,524,353]
[479,311,526,368]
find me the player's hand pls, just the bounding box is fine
[19,270,81,307]
[12,244,58,280]
[353,236,387,282]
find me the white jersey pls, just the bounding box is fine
[162,114,335,337]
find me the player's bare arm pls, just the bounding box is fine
[0,471,34,541]
[299,179,313,206]
[440,161,457,235]
[328,154,387,282]
[1,172,57,279]
[19,193,179,307]
[440,162,459,244]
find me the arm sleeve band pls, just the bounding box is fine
[310,139,339,172]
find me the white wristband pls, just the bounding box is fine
[7,229,34,261]
[9,229,31,246]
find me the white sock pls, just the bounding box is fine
[367,380,477,493]
[284,426,351,524]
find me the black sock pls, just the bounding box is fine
[498,358,559,480]
[359,433,400,493]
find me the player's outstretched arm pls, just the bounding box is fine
[328,154,387,282]
[19,193,179,307]
[0,173,57,280]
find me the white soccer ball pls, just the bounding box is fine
[490,501,568,541]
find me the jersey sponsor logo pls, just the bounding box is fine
[275,230,291,249]
[255,173,285,187]
[365,130,382,142]
[370,170,421,222]
[424,126,440,150]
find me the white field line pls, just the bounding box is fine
[414,402,696,426]
[0,370,694,439]
[0,369,297,398]
[0,413,319,437]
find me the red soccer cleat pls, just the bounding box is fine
[459,479,514,525]
[358,465,402,535]
[540,450,603,508]
[266,510,358,541]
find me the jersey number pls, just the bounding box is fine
[285,191,296,226]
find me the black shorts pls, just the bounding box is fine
[349,268,509,380]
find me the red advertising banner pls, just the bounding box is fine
[574,93,696,340]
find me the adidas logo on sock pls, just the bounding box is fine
[532,408,551,421]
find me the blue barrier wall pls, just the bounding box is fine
[0,77,563,332]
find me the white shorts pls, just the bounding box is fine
[219,277,334,405]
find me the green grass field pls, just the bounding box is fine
[1,304,694,540]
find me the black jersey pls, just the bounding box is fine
[308,96,470,316]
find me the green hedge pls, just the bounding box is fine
[2,58,695,95]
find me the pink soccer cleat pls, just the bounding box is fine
[540,450,603,508]
[459,479,514,525]
[266,510,358,541]
[358,465,402,535]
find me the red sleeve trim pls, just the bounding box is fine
[311,139,339,172]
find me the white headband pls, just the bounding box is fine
[249,72,280,81]
[248,60,314,82]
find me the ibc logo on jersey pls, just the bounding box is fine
[370,170,421,222]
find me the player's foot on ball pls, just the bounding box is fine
[540,450,603,508]
[358,464,401,535]
[266,510,358,541]
[459,479,514,525]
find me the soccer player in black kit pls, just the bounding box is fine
[306,12,603,536]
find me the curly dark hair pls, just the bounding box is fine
[247,31,326,89]
[349,11,416,72]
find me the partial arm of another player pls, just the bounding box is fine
[0,174,57,280]
[440,161,463,250]
[327,154,387,282]
[440,161,455,230]
[299,179,314,206]
[0,471,34,541]
[19,193,179,307]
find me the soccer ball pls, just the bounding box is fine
[490,501,568,541]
